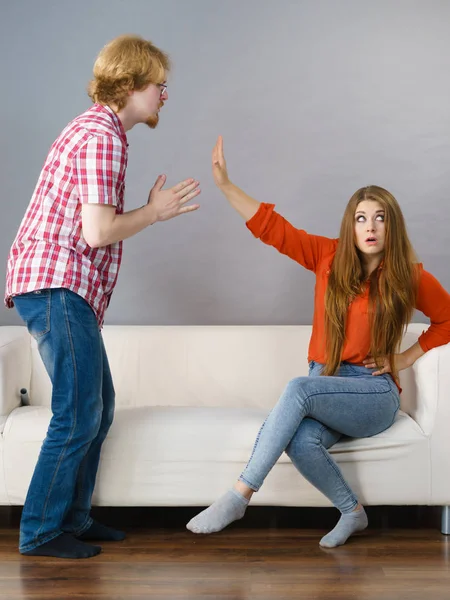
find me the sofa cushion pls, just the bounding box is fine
[3,404,426,464]
[1,404,430,506]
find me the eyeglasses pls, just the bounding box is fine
[157,83,168,97]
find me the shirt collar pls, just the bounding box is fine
[93,103,128,146]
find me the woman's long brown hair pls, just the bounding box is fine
[323,186,418,379]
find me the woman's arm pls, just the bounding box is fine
[212,136,260,221]
[365,266,450,376]
[211,136,337,272]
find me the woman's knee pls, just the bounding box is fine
[282,376,311,402]
[285,376,309,390]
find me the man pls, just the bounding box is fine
[5,34,200,558]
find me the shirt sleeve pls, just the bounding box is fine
[415,265,450,351]
[73,134,126,206]
[246,203,338,273]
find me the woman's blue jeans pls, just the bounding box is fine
[239,361,400,513]
[13,288,115,553]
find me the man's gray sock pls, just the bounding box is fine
[319,506,368,548]
[186,489,249,534]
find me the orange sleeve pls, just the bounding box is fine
[246,203,337,273]
[415,265,450,351]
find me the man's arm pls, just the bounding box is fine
[82,175,200,248]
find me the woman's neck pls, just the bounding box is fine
[362,255,383,279]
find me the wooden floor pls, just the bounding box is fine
[0,507,449,600]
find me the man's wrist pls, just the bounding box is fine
[142,203,158,226]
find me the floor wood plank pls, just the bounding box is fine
[0,507,448,599]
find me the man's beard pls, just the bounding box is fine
[146,114,159,129]
[146,101,164,129]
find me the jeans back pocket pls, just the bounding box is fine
[13,290,51,339]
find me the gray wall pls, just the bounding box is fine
[1,0,449,326]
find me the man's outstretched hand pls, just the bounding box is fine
[147,175,201,222]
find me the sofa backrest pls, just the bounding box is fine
[29,324,424,415]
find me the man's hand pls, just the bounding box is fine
[212,136,231,189]
[147,175,201,223]
[81,175,200,248]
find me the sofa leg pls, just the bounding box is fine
[441,506,450,535]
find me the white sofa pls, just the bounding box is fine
[1,323,449,532]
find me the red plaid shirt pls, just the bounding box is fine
[5,104,128,327]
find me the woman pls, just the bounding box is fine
[187,136,450,547]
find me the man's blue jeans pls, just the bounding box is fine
[239,361,400,513]
[13,288,115,553]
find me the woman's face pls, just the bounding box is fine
[354,200,386,258]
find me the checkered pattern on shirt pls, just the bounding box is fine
[5,104,128,327]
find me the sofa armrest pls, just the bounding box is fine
[416,342,450,504]
[398,340,450,503]
[0,326,31,431]
[406,341,450,436]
